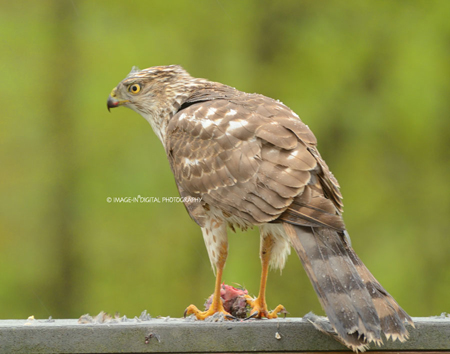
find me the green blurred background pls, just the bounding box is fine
[1,0,449,320]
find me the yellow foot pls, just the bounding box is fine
[244,295,287,319]
[184,303,234,320]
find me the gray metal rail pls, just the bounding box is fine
[0,315,448,353]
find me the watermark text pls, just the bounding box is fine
[106,195,201,204]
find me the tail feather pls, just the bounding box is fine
[304,312,371,352]
[346,246,414,339]
[283,223,413,352]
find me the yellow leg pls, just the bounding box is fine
[246,235,286,319]
[184,241,232,320]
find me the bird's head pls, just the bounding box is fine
[107,65,195,143]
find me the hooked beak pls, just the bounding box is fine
[107,88,129,112]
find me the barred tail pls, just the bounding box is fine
[283,223,413,352]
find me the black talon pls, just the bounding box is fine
[244,312,258,321]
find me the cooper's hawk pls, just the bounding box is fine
[107,65,413,351]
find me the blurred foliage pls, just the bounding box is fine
[1,0,449,320]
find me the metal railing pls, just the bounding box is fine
[0,316,449,353]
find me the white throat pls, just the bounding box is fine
[140,111,167,147]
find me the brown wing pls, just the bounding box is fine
[166,93,343,229]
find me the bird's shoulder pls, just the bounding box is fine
[167,85,317,148]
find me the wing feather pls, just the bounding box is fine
[166,94,343,227]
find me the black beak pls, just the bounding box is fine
[107,96,120,112]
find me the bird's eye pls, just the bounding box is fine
[128,84,141,94]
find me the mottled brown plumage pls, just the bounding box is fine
[107,65,413,351]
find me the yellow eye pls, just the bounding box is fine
[128,84,141,94]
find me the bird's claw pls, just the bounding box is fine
[184,303,234,320]
[244,295,287,319]
[244,312,258,321]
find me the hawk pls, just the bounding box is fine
[107,65,413,351]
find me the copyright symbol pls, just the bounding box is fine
[106,197,112,203]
